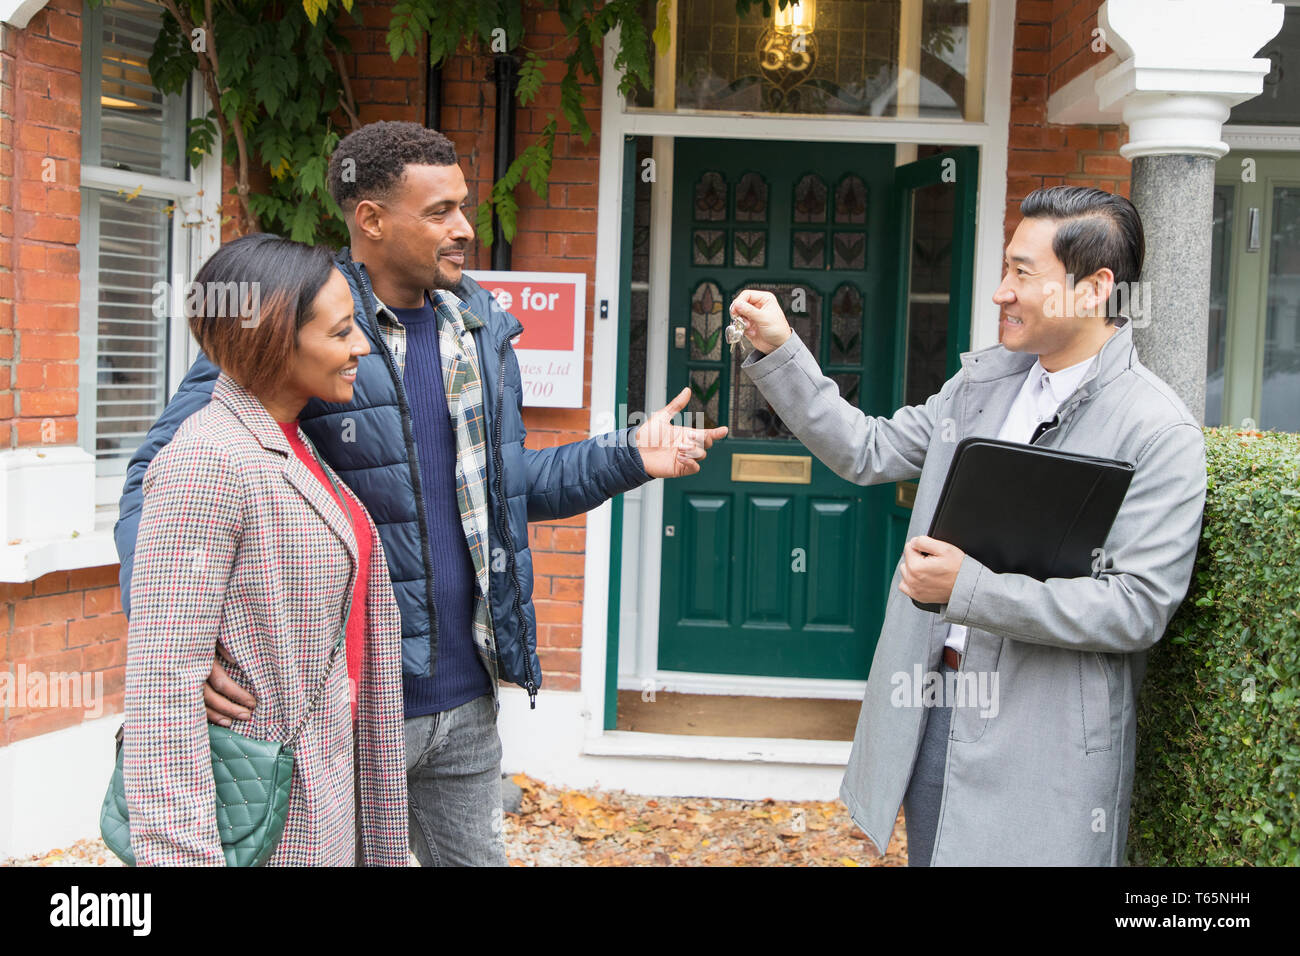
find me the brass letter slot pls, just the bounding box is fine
[730,453,812,484]
[895,481,918,509]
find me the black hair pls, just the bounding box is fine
[327,120,458,211]
[1020,186,1145,323]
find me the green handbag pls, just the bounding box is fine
[102,438,355,867]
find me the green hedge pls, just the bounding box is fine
[1129,427,1300,865]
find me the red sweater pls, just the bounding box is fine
[278,422,370,723]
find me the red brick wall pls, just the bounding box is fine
[0,566,125,746]
[1,0,81,450]
[0,1,124,749]
[1048,0,1111,96]
[1006,0,1128,245]
[0,24,11,448]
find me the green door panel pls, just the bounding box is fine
[806,498,856,627]
[678,493,731,621]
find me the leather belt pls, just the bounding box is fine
[942,646,962,670]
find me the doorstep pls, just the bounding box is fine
[582,730,853,766]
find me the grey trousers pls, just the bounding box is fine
[403,693,507,867]
[902,660,955,867]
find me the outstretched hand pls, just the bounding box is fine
[636,387,729,478]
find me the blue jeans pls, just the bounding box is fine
[902,660,955,868]
[403,693,507,867]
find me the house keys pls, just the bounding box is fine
[725,312,746,357]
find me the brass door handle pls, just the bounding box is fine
[895,481,917,509]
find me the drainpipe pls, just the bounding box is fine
[492,53,519,271]
[425,58,442,131]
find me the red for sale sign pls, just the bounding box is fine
[467,271,586,408]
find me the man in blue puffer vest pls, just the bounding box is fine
[114,121,728,866]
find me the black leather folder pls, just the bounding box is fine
[911,437,1136,613]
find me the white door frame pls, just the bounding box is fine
[582,3,1017,735]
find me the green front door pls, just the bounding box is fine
[657,140,978,682]
[658,139,896,679]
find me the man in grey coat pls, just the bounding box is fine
[729,186,1206,866]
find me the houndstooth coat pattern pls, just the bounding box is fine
[123,372,409,866]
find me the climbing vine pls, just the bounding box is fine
[90,0,361,246]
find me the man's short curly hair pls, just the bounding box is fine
[327,121,458,212]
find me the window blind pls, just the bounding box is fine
[90,191,173,472]
[96,0,186,179]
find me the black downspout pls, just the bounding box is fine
[425,58,442,131]
[492,53,519,271]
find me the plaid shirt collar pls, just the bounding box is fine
[369,288,485,376]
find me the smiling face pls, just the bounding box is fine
[279,269,370,408]
[993,216,1114,370]
[355,162,473,300]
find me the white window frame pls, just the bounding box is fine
[77,29,222,506]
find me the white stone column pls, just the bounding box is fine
[1095,0,1285,424]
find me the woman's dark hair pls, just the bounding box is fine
[327,120,458,213]
[187,233,337,396]
[1020,186,1145,323]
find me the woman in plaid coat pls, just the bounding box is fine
[123,234,408,866]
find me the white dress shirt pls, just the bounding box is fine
[942,352,1099,655]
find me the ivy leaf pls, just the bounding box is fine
[516,53,544,107]
[186,113,219,167]
[298,155,327,197]
[148,12,197,95]
[476,200,495,248]
[289,196,320,243]
[262,55,294,117]
[496,191,520,244]
[522,124,554,199]
[505,0,524,47]
[559,72,590,142]
[302,0,330,26]
[219,86,244,118]
[617,8,651,90]
[653,0,672,54]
